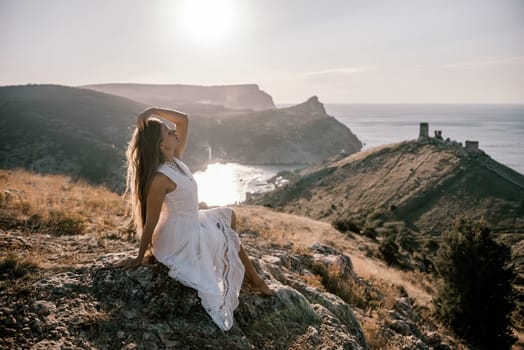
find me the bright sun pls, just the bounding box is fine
[177,0,236,44]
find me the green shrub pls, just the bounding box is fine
[396,229,417,253]
[332,217,360,233]
[46,210,85,235]
[366,208,388,222]
[434,217,516,349]
[422,238,440,253]
[360,225,377,240]
[375,227,390,237]
[367,218,384,229]
[379,236,401,267]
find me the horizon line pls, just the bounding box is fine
[1,82,523,106]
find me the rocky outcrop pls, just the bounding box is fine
[281,96,326,117]
[0,242,367,349]
[0,228,456,349]
[185,95,362,167]
[81,83,276,111]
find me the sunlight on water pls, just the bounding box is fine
[194,163,238,207]
[193,162,300,206]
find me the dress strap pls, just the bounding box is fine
[157,164,180,184]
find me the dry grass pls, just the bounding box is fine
[350,254,434,307]
[235,204,450,347]
[236,205,434,308]
[360,318,394,350]
[0,169,137,274]
[0,253,40,279]
[0,169,128,237]
[301,273,325,290]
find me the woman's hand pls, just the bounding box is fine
[114,256,142,270]
[136,107,157,129]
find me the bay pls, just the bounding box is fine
[195,104,524,206]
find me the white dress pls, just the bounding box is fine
[152,157,245,331]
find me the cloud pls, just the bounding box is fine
[440,56,524,70]
[300,66,381,80]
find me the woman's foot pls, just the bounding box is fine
[249,276,275,296]
[236,244,275,296]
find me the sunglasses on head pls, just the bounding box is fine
[144,117,176,133]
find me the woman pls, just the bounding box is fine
[116,107,274,331]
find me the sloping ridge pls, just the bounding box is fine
[81,83,276,111]
[252,139,524,235]
[0,84,362,190]
[0,84,146,190]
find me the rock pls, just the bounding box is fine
[310,243,354,279]
[31,317,43,332]
[0,231,32,250]
[400,335,429,350]
[424,331,451,350]
[0,306,13,315]
[388,319,411,336]
[5,314,16,326]
[88,252,370,349]
[31,300,57,316]
[1,224,459,350]
[394,297,420,322]
[123,310,137,320]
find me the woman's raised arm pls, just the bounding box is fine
[137,107,189,159]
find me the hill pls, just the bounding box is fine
[0,85,361,191]
[248,134,524,337]
[0,169,475,349]
[250,136,524,236]
[81,83,275,111]
[0,84,145,190]
[184,96,362,167]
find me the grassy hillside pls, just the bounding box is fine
[251,138,524,236]
[0,84,145,190]
[1,169,486,349]
[249,137,524,338]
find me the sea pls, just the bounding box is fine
[195,104,524,206]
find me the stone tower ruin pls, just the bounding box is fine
[465,140,479,152]
[419,123,429,140]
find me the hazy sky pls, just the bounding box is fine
[1,0,523,103]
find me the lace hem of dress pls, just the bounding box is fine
[164,214,244,331]
[204,220,244,330]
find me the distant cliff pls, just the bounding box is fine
[81,83,275,111]
[185,96,362,167]
[0,84,144,190]
[0,85,361,190]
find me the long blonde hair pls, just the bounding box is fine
[125,119,164,235]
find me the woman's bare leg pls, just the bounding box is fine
[231,209,275,296]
